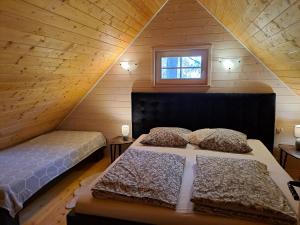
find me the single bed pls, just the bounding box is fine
[67,92,298,225]
[69,135,299,225]
[0,130,106,225]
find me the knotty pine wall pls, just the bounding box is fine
[0,0,167,149]
[198,0,300,95]
[61,0,300,175]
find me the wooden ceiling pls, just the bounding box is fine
[0,0,167,149]
[198,0,300,95]
[1,0,299,149]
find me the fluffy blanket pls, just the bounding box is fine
[92,148,185,208]
[192,156,297,225]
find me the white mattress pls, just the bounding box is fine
[75,135,300,225]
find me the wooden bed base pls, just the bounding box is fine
[67,209,151,225]
[0,146,106,225]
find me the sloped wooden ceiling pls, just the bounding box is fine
[198,0,300,95]
[0,0,167,149]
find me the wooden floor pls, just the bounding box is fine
[17,149,298,225]
[19,152,110,225]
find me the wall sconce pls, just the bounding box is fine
[218,58,241,71]
[120,61,138,72]
[121,125,130,141]
[222,59,234,70]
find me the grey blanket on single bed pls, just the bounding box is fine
[0,130,106,217]
[191,156,297,225]
[92,148,185,208]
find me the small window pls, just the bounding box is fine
[154,46,210,86]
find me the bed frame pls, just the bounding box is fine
[67,92,276,225]
[0,146,106,225]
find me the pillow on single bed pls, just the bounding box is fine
[189,128,253,153]
[141,128,188,147]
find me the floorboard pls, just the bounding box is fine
[19,153,110,225]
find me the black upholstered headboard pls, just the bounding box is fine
[131,92,276,152]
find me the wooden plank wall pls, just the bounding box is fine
[61,0,300,175]
[0,0,167,149]
[198,0,300,95]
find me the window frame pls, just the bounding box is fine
[153,45,211,87]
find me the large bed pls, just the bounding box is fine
[67,92,299,225]
[69,136,299,225]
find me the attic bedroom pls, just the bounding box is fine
[0,0,300,225]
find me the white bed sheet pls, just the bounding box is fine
[75,135,300,225]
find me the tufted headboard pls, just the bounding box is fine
[131,92,276,152]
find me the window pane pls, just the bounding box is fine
[161,68,180,79]
[182,56,201,68]
[161,57,181,68]
[181,68,201,79]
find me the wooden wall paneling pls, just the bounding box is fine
[197,0,300,173]
[198,0,300,95]
[0,13,126,52]
[0,0,167,149]
[61,0,300,175]
[0,1,132,46]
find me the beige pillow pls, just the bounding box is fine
[150,127,191,140]
[141,129,188,147]
[198,128,252,153]
[187,128,216,145]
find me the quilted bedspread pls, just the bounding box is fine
[0,130,106,217]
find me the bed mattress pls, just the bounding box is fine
[0,130,106,217]
[75,135,300,225]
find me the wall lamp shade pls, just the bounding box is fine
[295,125,300,150]
[121,125,130,140]
[222,59,234,70]
[218,58,241,71]
[120,61,138,72]
[295,125,300,137]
